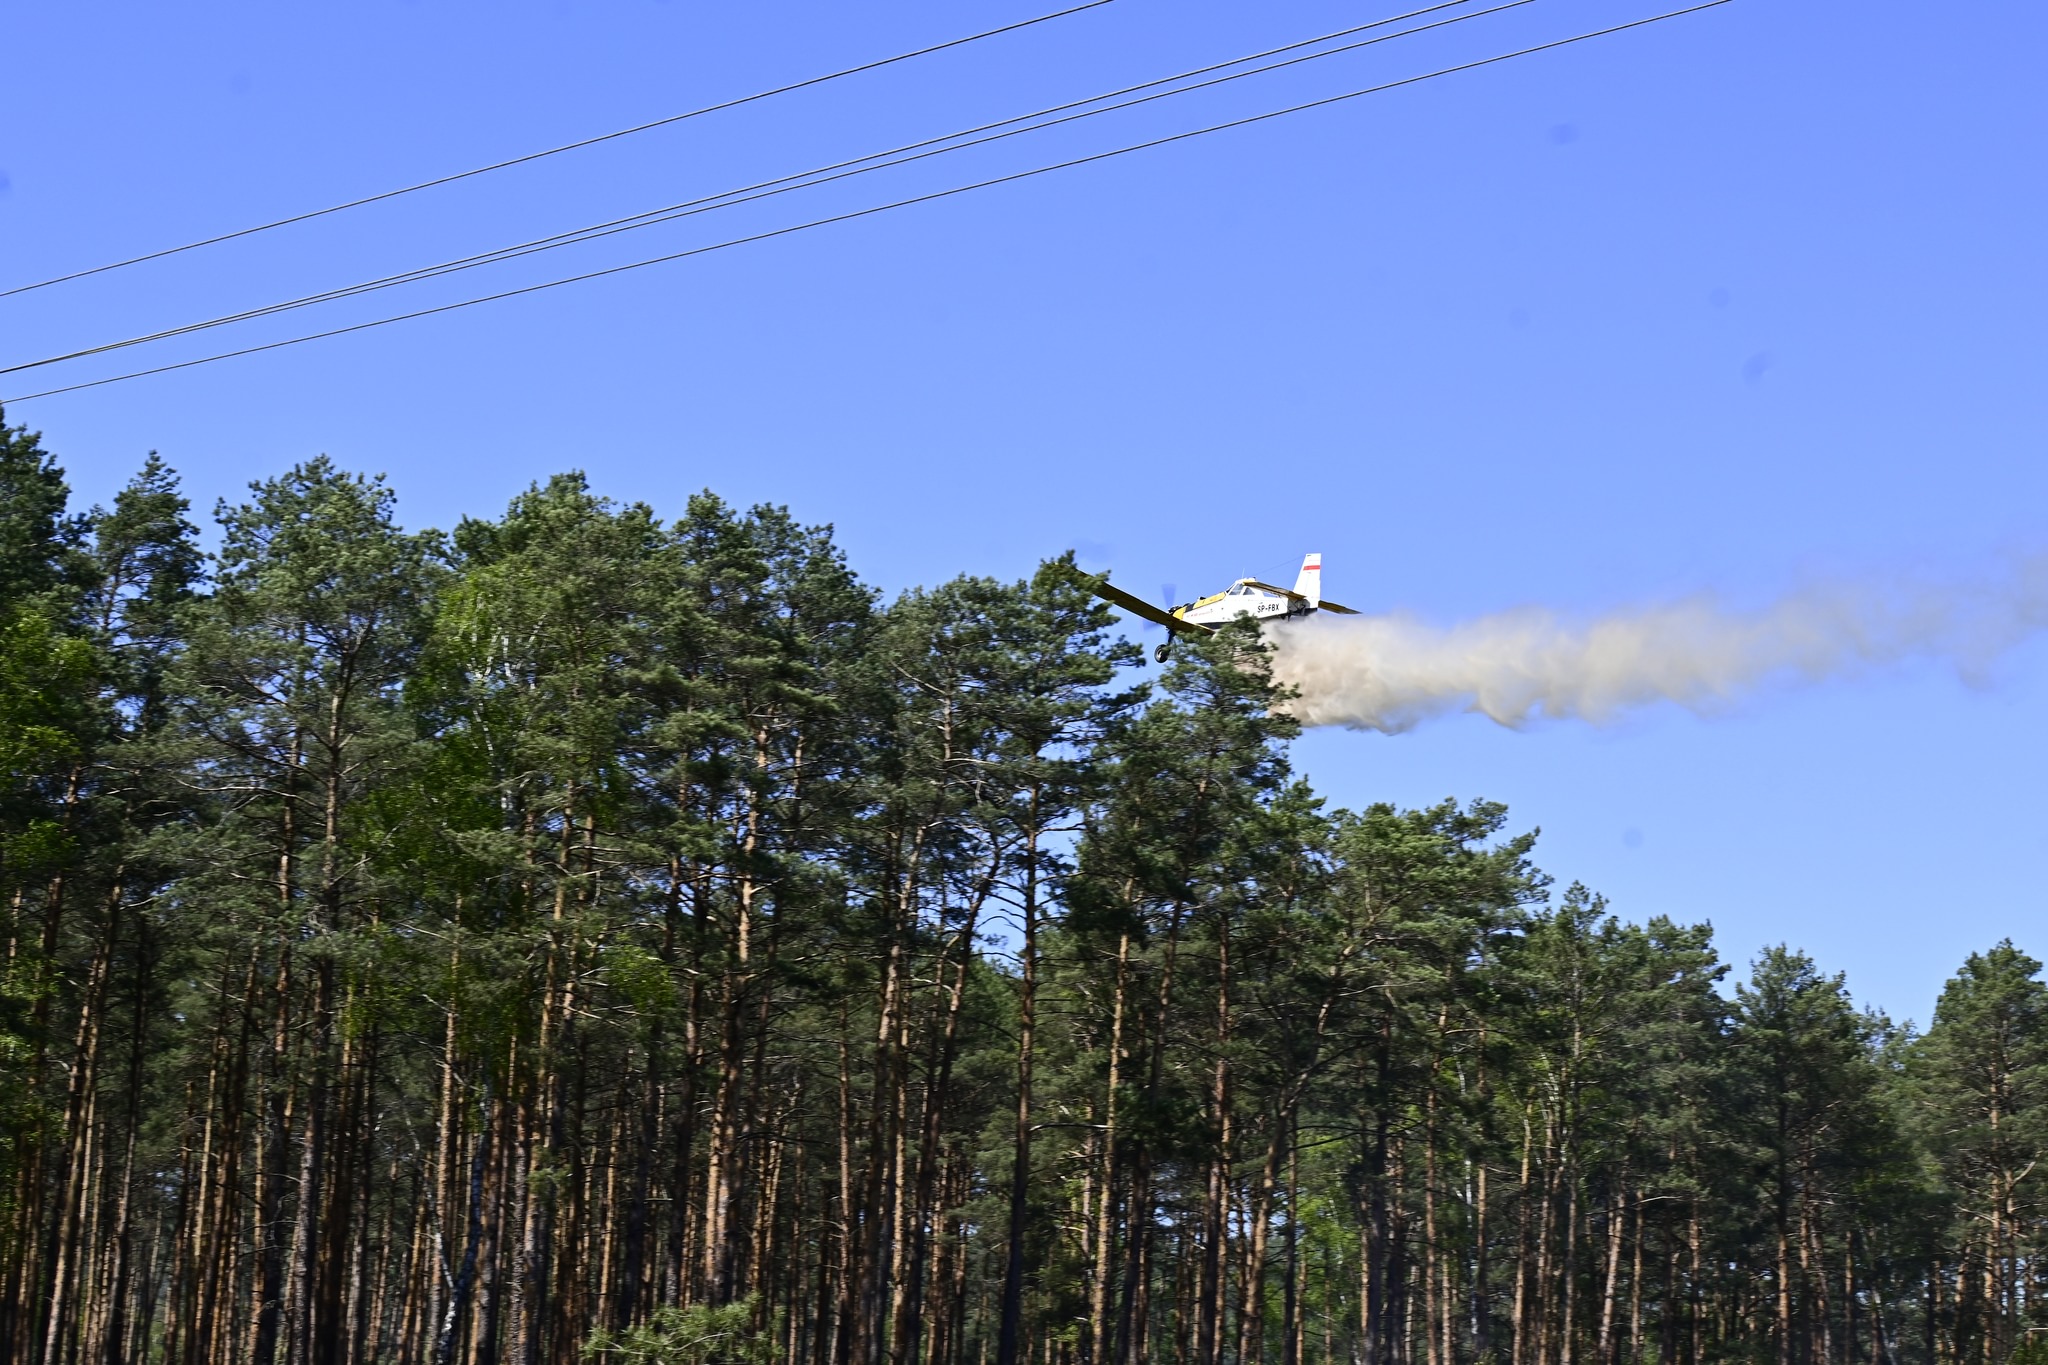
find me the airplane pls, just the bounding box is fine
[1075,553,1361,663]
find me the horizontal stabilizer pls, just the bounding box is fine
[1316,599,1361,615]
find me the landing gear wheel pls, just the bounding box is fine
[1154,641,1173,665]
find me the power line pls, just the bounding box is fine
[4,0,1533,376]
[7,0,1521,372]
[4,1,1734,406]
[0,1,1115,301]
[5,2,1729,402]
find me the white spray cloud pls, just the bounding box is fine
[1266,557,2048,732]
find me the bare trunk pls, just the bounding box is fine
[1597,1187,1625,1365]
[1238,1118,1288,1365]
[997,811,1044,1365]
[1195,924,1232,1365]
[1090,931,1130,1365]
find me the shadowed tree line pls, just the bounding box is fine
[1,411,2044,1365]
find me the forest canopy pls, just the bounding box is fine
[1,410,2043,1365]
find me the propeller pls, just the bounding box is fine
[1141,583,1178,632]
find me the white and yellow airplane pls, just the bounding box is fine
[1078,553,1360,663]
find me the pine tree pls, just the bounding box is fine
[0,411,98,1365]
[1911,943,2048,1365]
[165,459,440,1365]
[1734,947,1897,1365]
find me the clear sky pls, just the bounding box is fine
[6,0,2043,1027]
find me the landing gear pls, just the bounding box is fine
[1154,641,1173,664]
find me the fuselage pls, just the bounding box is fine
[1173,579,1308,629]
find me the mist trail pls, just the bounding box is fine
[1265,556,2048,732]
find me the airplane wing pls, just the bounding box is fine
[1070,569,1213,633]
[1243,579,1309,601]
[1315,599,1362,615]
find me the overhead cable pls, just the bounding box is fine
[4,0,1735,405]
[2,0,1535,376]
[0,1,1115,300]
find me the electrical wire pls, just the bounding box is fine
[3,0,1528,375]
[0,1,1115,300]
[4,0,1734,405]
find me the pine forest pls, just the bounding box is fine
[3,412,2045,1365]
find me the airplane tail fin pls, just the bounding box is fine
[1293,553,1322,608]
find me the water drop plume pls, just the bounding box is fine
[1267,556,2048,732]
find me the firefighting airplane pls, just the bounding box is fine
[1077,553,1360,663]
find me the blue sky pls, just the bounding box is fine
[6,0,2043,1026]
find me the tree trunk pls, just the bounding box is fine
[1597,1187,1625,1365]
[997,811,1043,1365]
[1090,931,1130,1365]
[1195,922,1231,1365]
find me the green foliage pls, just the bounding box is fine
[2009,1333,2048,1365]
[0,607,96,781]
[603,942,679,1015]
[0,409,88,611]
[583,1298,778,1364]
